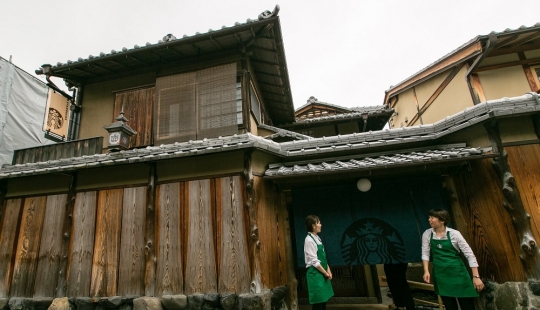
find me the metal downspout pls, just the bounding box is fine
[71,85,82,140]
[466,34,497,105]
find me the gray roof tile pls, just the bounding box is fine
[1,93,538,179]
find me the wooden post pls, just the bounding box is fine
[279,186,298,310]
[484,119,540,280]
[56,173,77,297]
[243,150,261,293]
[144,163,157,296]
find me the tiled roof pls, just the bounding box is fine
[36,6,296,125]
[295,106,393,124]
[264,145,489,178]
[277,92,539,156]
[294,97,351,113]
[258,124,312,140]
[293,96,393,126]
[0,92,538,180]
[386,21,540,94]
[37,9,279,74]
[0,135,280,179]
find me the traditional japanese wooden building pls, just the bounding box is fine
[1,8,540,310]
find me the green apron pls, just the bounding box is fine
[430,231,478,297]
[306,234,334,304]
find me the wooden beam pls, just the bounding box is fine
[412,87,422,125]
[254,71,282,79]
[246,24,274,48]
[507,32,540,48]
[474,57,540,72]
[471,73,487,102]
[489,41,540,57]
[492,34,519,50]
[408,64,464,126]
[519,52,540,93]
[422,64,465,113]
[144,164,157,296]
[385,42,482,99]
[55,174,78,297]
[250,59,280,67]
[243,151,262,293]
[251,46,278,53]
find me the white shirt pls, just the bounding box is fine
[421,227,479,268]
[304,232,322,268]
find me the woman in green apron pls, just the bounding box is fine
[421,209,484,310]
[304,215,334,310]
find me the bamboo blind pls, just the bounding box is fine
[154,63,237,145]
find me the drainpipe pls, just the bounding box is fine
[466,34,497,105]
[65,83,82,141]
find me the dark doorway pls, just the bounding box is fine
[290,176,446,298]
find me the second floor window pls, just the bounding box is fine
[154,63,239,145]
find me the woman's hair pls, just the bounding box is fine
[429,208,451,226]
[305,215,320,232]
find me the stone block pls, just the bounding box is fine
[187,294,204,310]
[220,293,237,310]
[238,291,271,310]
[495,282,528,310]
[161,295,187,310]
[202,294,219,308]
[48,298,73,310]
[133,297,163,310]
[69,297,98,310]
[99,296,123,309]
[0,299,8,310]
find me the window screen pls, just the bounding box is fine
[154,63,238,144]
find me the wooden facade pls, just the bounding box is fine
[0,174,293,299]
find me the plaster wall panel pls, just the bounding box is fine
[478,66,531,100]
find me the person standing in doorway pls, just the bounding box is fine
[304,215,334,310]
[384,263,416,310]
[422,209,484,310]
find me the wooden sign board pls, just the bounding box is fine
[43,89,70,138]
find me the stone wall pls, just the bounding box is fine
[477,281,540,310]
[0,287,288,310]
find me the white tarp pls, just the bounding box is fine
[0,57,54,166]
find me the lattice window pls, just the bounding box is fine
[154,63,239,144]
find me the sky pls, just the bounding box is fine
[2,0,539,109]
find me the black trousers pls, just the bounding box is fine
[440,296,475,310]
[384,263,416,310]
[312,302,326,310]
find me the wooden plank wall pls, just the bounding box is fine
[0,175,257,298]
[254,176,291,289]
[507,144,540,260]
[10,197,47,296]
[453,158,527,282]
[90,189,123,297]
[34,194,68,297]
[67,191,97,297]
[0,199,23,297]
[217,176,250,294]
[118,187,147,296]
[155,182,183,296]
[12,137,104,165]
[185,179,217,294]
[113,88,155,148]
